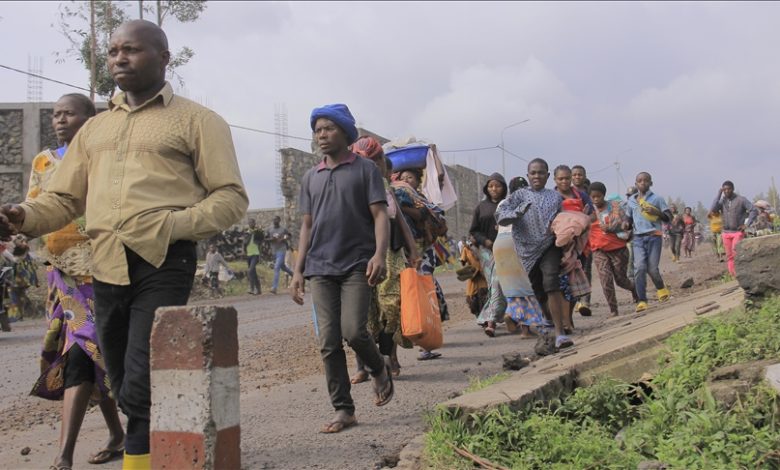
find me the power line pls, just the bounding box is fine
[497,145,529,162]
[438,145,529,162]
[438,145,499,153]
[1,63,317,142]
[589,162,617,174]
[0,64,535,157]
[228,123,311,142]
[0,63,98,96]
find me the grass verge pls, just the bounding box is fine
[425,296,780,469]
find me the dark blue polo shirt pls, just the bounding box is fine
[299,153,387,277]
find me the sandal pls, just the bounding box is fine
[50,466,73,470]
[417,351,442,361]
[577,303,592,317]
[88,446,124,465]
[484,321,496,337]
[350,370,369,384]
[373,360,394,407]
[555,335,574,349]
[320,412,357,433]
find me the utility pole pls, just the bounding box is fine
[139,0,144,19]
[89,0,97,101]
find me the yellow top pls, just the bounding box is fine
[20,82,248,285]
[27,149,92,277]
[708,213,723,233]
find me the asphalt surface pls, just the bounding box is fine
[0,249,725,469]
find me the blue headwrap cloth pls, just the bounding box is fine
[310,104,358,145]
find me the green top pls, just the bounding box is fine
[246,231,260,256]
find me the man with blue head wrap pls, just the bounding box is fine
[310,103,359,145]
[291,103,394,433]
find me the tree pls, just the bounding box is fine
[56,1,128,99]
[667,196,687,212]
[767,178,779,209]
[693,201,708,223]
[55,0,207,97]
[152,1,207,87]
[155,0,206,26]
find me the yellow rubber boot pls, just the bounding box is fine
[122,453,151,470]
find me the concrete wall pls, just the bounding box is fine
[0,102,107,206]
[279,132,491,244]
[2,107,490,246]
[0,104,36,205]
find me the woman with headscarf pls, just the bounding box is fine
[392,168,449,360]
[349,136,419,381]
[28,94,125,469]
[469,172,508,337]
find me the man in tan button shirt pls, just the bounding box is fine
[0,20,247,466]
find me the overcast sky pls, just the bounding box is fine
[1,1,778,209]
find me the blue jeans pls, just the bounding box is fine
[632,234,665,301]
[272,249,293,291]
[309,269,384,412]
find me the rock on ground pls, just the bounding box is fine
[735,233,780,298]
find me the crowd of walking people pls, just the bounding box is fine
[0,17,778,470]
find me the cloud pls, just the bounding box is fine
[410,57,576,148]
[1,1,779,207]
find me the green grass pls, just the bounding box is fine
[425,296,780,469]
[198,259,287,297]
[464,372,512,393]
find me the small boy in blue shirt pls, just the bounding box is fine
[623,172,672,312]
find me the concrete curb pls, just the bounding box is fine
[393,281,744,469]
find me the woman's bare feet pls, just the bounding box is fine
[517,325,537,339]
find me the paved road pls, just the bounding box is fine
[0,251,725,469]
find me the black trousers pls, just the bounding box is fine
[94,241,196,454]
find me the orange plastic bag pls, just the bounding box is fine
[400,268,443,350]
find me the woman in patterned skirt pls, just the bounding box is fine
[28,94,124,469]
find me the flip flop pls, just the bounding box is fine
[418,350,442,361]
[88,447,124,465]
[350,370,369,384]
[374,361,394,407]
[556,335,574,349]
[319,414,357,433]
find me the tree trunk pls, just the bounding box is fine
[157,0,163,26]
[89,0,97,101]
[106,0,113,34]
[139,0,144,19]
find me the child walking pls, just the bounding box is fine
[588,182,638,316]
[623,172,672,312]
[205,243,232,298]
